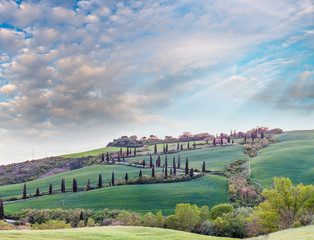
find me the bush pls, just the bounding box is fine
[210,204,234,220]
[142,212,157,227]
[77,220,85,228]
[87,218,96,227]
[32,220,71,230]
[115,211,133,225]
[199,220,214,235]
[127,177,136,184]
[0,220,15,230]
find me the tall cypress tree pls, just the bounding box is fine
[213,138,216,146]
[152,166,155,178]
[202,161,206,172]
[111,172,115,186]
[101,153,105,162]
[227,136,230,143]
[261,132,264,139]
[98,174,103,188]
[80,211,84,221]
[180,144,183,150]
[194,141,196,149]
[127,148,129,156]
[177,155,181,169]
[165,163,168,178]
[118,152,120,162]
[157,155,161,167]
[177,142,179,150]
[165,156,168,167]
[120,147,123,156]
[0,199,4,220]
[220,138,223,145]
[125,172,128,182]
[150,155,153,168]
[190,168,194,177]
[106,152,109,162]
[49,183,53,194]
[86,179,91,191]
[122,154,125,162]
[61,179,65,193]
[73,179,77,192]
[112,156,115,164]
[166,144,168,153]
[170,168,173,176]
[139,169,142,177]
[134,148,137,156]
[154,144,157,154]
[23,183,27,199]
[35,187,40,197]
[163,145,165,153]
[187,142,190,149]
[185,158,189,175]
[143,159,146,168]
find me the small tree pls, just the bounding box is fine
[49,183,53,194]
[190,168,194,177]
[165,164,168,178]
[261,132,264,139]
[150,155,153,168]
[165,155,168,167]
[152,166,155,178]
[122,154,125,162]
[220,138,223,145]
[23,183,27,199]
[98,174,103,188]
[139,170,142,177]
[177,142,180,150]
[80,211,84,221]
[0,199,4,220]
[177,155,181,169]
[106,152,109,162]
[73,179,77,192]
[187,142,190,149]
[194,141,196,149]
[134,148,136,156]
[112,156,115,164]
[185,158,189,175]
[170,168,173,176]
[120,147,123,155]
[127,148,129,156]
[180,144,183,151]
[173,157,176,176]
[118,152,120,162]
[61,179,66,193]
[101,153,104,162]
[166,144,168,153]
[111,172,115,186]
[227,136,230,143]
[86,179,91,191]
[143,159,146,168]
[163,145,165,153]
[202,161,206,172]
[154,144,157,154]
[35,187,40,197]
[213,138,216,146]
[125,172,128,182]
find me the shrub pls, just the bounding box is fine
[32,220,71,230]
[0,220,15,230]
[87,218,96,227]
[210,204,234,220]
[142,212,157,227]
[199,220,214,235]
[115,211,133,225]
[77,220,85,228]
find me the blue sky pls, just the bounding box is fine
[0,0,313,164]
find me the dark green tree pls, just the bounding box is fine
[185,158,189,175]
[152,166,155,177]
[35,187,40,197]
[127,148,129,156]
[165,164,168,178]
[80,211,83,221]
[173,160,177,176]
[170,167,173,176]
[49,183,53,194]
[134,148,137,156]
[180,144,183,151]
[122,154,125,162]
[190,168,194,177]
[0,199,4,220]
[143,159,146,168]
[111,172,115,186]
[118,152,120,162]
[194,141,196,149]
[61,178,66,193]
[73,179,77,192]
[139,169,142,177]
[165,155,168,167]
[106,152,109,162]
[177,155,181,169]
[177,142,180,150]
[232,140,234,144]
[163,145,165,153]
[125,172,128,182]
[150,155,153,168]
[166,144,168,153]
[23,183,27,199]
[98,174,103,188]
[120,147,123,155]
[112,156,115,164]
[213,138,216,146]
[220,138,223,145]
[244,135,247,143]
[227,136,230,143]
[202,161,206,172]
[154,144,157,154]
[101,153,105,162]
[187,142,190,149]
[261,132,264,139]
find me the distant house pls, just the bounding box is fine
[164,136,173,140]
[215,138,227,144]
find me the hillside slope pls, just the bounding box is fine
[250,130,314,188]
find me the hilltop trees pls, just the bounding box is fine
[150,155,153,168]
[152,166,155,178]
[61,179,66,193]
[0,199,4,220]
[23,183,27,199]
[106,152,109,162]
[154,144,157,154]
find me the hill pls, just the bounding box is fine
[4,175,228,215]
[0,226,235,240]
[250,130,314,188]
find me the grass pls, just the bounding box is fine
[0,164,164,200]
[247,225,314,240]
[60,147,127,158]
[0,226,235,240]
[250,130,314,188]
[128,145,247,171]
[4,175,228,215]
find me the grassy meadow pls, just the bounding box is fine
[0,164,164,200]
[250,130,314,187]
[0,226,235,240]
[4,175,228,215]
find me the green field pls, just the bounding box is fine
[0,226,234,240]
[247,225,314,240]
[60,146,127,158]
[4,175,228,215]
[128,145,247,171]
[250,130,314,188]
[0,164,164,200]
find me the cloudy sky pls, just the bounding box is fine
[0,0,313,164]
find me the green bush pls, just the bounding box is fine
[210,204,234,220]
[32,220,71,230]
[199,220,214,235]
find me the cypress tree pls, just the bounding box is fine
[80,211,83,221]
[163,145,165,153]
[220,138,223,145]
[106,152,109,162]
[177,155,181,169]
[180,144,183,150]
[0,199,4,220]
[122,154,125,162]
[49,183,53,194]
[213,138,216,146]
[152,166,155,178]
[129,148,132,155]
[173,157,176,172]
[143,159,146,168]
[134,148,136,156]
[86,179,90,191]
[139,169,142,177]
[150,155,153,168]
[111,172,115,186]
[101,153,104,162]
[227,136,230,143]
[170,168,173,176]
[187,142,190,149]
[157,155,161,167]
[194,141,196,149]
[127,148,129,156]
[120,147,123,155]
[177,142,179,150]
[162,165,164,173]
[185,158,189,175]
[173,161,176,176]
[261,132,264,139]
[73,179,77,192]
[61,179,65,193]
[35,187,40,197]
[112,156,115,164]
[165,164,168,178]
[244,135,247,143]
[125,172,128,182]
[190,168,194,177]
[118,152,120,162]
[165,155,168,167]
[232,140,234,144]
[202,161,206,172]
[23,183,27,199]
[166,144,168,153]
[154,144,157,154]
[98,174,103,188]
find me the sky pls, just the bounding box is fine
[0,0,313,164]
